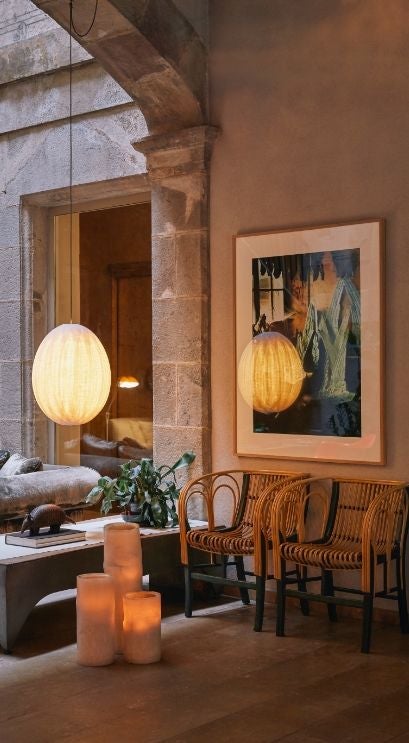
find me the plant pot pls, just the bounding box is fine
[122,513,145,524]
[122,502,145,525]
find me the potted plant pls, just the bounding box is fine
[85,452,195,528]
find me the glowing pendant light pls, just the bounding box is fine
[32,1,108,426]
[238,332,305,414]
[32,324,111,425]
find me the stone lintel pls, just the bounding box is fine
[133,126,219,180]
[22,174,150,208]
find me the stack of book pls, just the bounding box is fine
[5,528,86,548]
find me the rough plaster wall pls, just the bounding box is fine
[209,0,409,537]
[0,0,53,46]
[0,1,148,453]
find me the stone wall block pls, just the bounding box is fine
[151,172,207,235]
[0,420,22,453]
[0,206,19,248]
[152,297,208,363]
[0,247,20,301]
[22,299,36,363]
[0,63,132,136]
[0,362,21,420]
[153,363,177,426]
[176,231,209,297]
[6,109,147,202]
[31,417,48,462]
[151,235,176,299]
[177,364,210,428]
[0,301,21,361]
[153,425,211,479]
[0,29,90,85]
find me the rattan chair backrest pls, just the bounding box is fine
[240,471,299,528]
[330,478,405,545]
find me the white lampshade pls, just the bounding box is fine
[32,323,111,425]
[238,331,305,414]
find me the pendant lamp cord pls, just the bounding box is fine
[68,0,99,323]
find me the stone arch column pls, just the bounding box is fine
[134,126,217,474]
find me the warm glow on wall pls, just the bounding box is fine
[238,331,305,414]
[32,323,111,425]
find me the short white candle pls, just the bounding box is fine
[123,591,161,664]
[104,522,143,652]
[76,573,115,666]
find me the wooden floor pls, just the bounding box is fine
[1,592,409,743]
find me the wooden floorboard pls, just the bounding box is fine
[0,593,408,742]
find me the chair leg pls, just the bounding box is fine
[222,554,228,579]
[361,593,373,653]
[297,566,310,616]
[397,557,409,634]
[254,575,265,632]
[276,574,286,637]
[322,569,337,622]
[184,565,193,618]
[235,556,250,605]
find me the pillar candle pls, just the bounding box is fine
[104,522,143,651]
[123,591,161,664]
[76,573,115,667]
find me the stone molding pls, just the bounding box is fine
[133,125,219,181]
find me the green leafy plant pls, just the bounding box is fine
[85,452,195,528]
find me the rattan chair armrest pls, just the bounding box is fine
[270,477,331,579]
[178,470,244,564]
[361,481,409,593]
[252,473,309,576]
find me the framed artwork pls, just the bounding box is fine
[235,220,384,463]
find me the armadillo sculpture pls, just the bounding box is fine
[21,504,76,536]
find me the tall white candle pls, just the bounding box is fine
[76,573,115,667]
[123,591,161,664]
[104,522,143,651]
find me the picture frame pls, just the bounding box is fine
[235,220,384,464]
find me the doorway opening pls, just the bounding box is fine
[53,201,152,475]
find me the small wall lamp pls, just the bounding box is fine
[105,376,139,440]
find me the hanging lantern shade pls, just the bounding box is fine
[32,324,111,425]
[238,331,305,414]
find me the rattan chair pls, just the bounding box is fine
[270,476,409,652]
[179,469,308,630]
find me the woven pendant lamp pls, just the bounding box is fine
[32,324,111,426]
[238,331,305,414]
[31,2,109,426]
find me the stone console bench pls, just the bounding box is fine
[0,515,203,652]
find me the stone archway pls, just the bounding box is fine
[33,0,207,135]
[31,0,216,474]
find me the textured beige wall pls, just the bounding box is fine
[209,0,409,483]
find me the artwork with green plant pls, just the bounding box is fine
[85,452,195,528]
